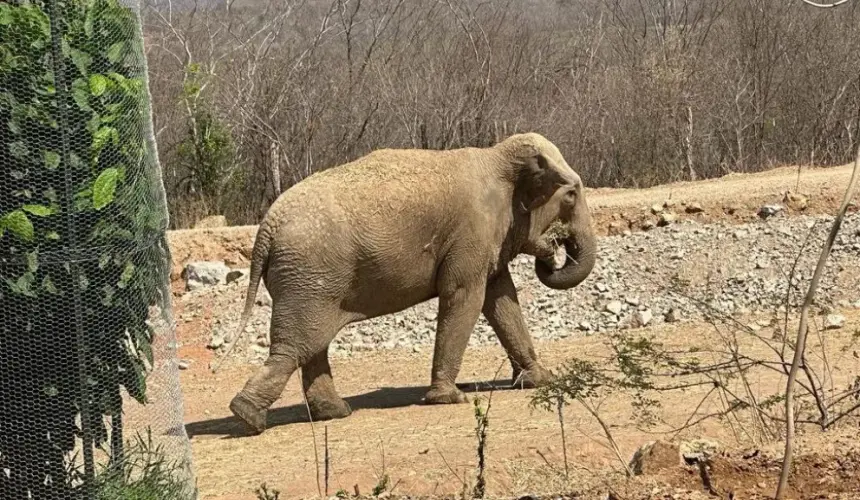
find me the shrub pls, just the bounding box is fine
[0,0,175,497]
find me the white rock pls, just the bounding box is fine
[758,204,784,219]
[208,335,225,349]
[636,309,653,326]
[184,261,231,291]
[605,301,623,315]
[824,314,846,330]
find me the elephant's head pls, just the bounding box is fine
[496,133,597,290]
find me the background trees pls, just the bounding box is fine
[140,0,860,228]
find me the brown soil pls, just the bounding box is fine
[178,311,860,500]
[169,162,860,500]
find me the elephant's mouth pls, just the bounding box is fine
[533,218,597,290]
[538,220,572,269]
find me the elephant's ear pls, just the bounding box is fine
[518,151,562,211]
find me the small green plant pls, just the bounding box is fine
[335,488,350,498]
[371,473,389,496]
[529,358,634,477]
[93,429,191,500]
[472,395,490,498]
[255,482,280,500]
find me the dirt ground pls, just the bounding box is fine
[170,162,860,499]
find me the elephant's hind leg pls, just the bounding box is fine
[230,353,298,434]
[302,348,352,421]
[230,305,342,434]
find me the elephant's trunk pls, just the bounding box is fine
[534,211,597,290]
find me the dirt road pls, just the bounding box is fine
[170,162,860,499]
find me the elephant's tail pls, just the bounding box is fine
[210,224,272,373]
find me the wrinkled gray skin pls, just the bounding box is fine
[221,133,597,434]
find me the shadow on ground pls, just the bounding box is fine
[184,379,519,439]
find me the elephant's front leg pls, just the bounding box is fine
[482,269,553,389]
[424,271,487,405]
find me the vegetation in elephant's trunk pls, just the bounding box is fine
[533,217,597,290]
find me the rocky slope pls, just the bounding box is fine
[179,209,860,367]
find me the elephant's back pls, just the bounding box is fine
[274,148,474,234]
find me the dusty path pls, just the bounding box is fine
[179,312,860,500]
[170,162,860,499]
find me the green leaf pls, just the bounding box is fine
[2,210,34,241]
[92,126,118,153]
[8,118,21,135]
[0,4,12,25]
[89,74,108,97]
[117,260,135,288]
[6,272,36,297]
[69,152,84,170]
[84,7,94,38]
[22,204,55,216]
[70,48,92,76]
[101,285,115,306]
[78,272,89,290]
[9,141,28,159]
[106,41,125,63]
[43,188,57,202]
[71,78,91,111]
[45,230,60,241]
[72,88,91,111]
[92,167,119,210]
[25,251,38,273]
[43,150,61,169]
[86,114,101,134]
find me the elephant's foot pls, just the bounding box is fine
[423,384,468,404]
[229,393,268,435]
[308,396,353,421]
[511,364,553,389]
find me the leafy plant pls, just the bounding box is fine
[0,0,179,497]
[94,429,191,500]
[255,482,281,500]
[174,62,238,215]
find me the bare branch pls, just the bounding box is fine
[776,141,860,499]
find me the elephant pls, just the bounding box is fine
[218,132,597,435]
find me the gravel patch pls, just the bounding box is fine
[189,212,860,365]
